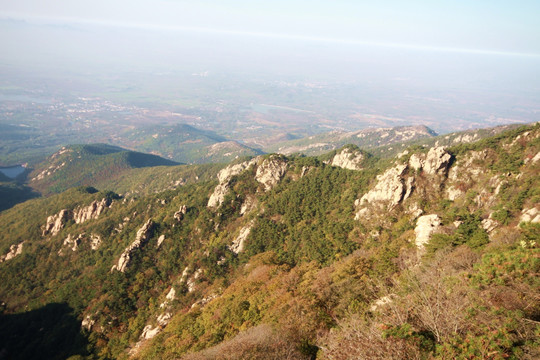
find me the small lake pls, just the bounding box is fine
[0,165,26,179]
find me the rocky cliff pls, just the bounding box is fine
[355,147,453,220]
[330,148,365,171]
[42,198,112,237]
[208,155,287,208]
[73,198,111,224]
[0,243,24,263]
[112,219,154,273]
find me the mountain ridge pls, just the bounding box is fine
[0,123,538,359]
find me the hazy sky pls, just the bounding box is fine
[2,0,540,56]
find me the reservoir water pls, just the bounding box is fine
[0,165,26,179]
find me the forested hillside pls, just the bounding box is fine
[0,124,538,359]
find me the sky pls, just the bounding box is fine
[1,0,540,57]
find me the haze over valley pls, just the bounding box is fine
[1,8,539,166]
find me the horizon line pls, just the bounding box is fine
[2,13,540,59]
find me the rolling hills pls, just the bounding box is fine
[28,144,180,195]
[119,124,263,164]
[265,125,437,155]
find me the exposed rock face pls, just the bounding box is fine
[73,198,111,224]
[174,205,187,222]
[191,293,218,309]
[81,315,95,331]
[207,183,230,209]
[157,312,172,326]
[0,243,24,263]
[90,234,102,250]
[218,159,258,184]
[141,325,161,340]
[208,159,257,208]
[59,233,102,255]
[156,235,165,248]
[482,217,498,233]
[414,214,441,250]
[112,219,154,273]
[354,146,454,220]
[186,268,202,293]
[254,156,288,191]
[43,199,111,237]
[369,294,396,312]
[31,147,71,181]
[240,195,257,216]
[408,203,424,219]
[530,152,540,164]
[230,224,252,254]
[448,150,487,181]
[446,186,464,201]
[43,209,71,236]
[208,156,287,208]
[331,148,364,171]
[408,147,452,176]
[520,207,540,223]
[166,287,176,301]
[160,287,177,308]
[452,133,479,144]
[358,164,408,210]
[62,234,83,252]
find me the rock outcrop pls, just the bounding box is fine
[191,293,218,309]
[73,198,111,224]
[0,243,24,263]
[254,156,288,191]
[356,164,408,217]
[414,214,441,250]
[43,198,111,237]
[186,268,203,293]
[90,234,102,250]
[448,150,487,182]
[482,216,498,233]
[208,159,257,208]
[408,147,452,176]
[208,156,288,208]
[81,315,96,331]
[520,207,540,223]
[43,209,71,236]
[354,146,453,219]
[330,148,364,171]
[240,195,257,216]
[173,205,187,222]
[166,287,176,301]
[112,219,154,273]
[61,234,83,253]
[230,224,252,254]
[156,234,165,248]
[141,325,161,340]
[59,233,102,255]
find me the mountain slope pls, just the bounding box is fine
[121,124,263,164]
[28,144,180,195]
[0,124,538,359]
[265,125,437,156]
[370,123,529,158]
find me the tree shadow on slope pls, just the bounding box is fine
[0,303,91,360]
[0,182,40,212]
